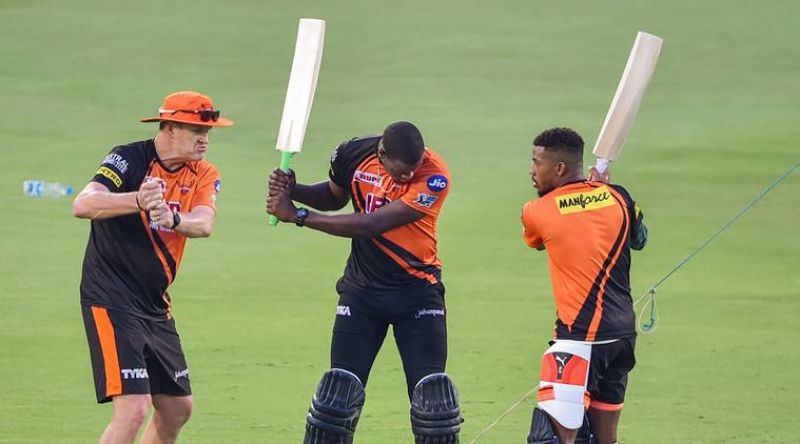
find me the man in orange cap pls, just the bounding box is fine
[73,91,232,443]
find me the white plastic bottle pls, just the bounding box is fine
[23,180,74,198]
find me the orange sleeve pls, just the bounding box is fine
[521,200,543,249]
[399,167,450,217]
[191,164,220,212]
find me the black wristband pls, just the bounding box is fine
[171,211,181,229]
[295,207,309,227]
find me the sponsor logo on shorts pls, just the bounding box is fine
[415,308,445,319]
[354,170,383,186]
[214,179,221,193]
[336,305,351,316]
[121,368,149,379]
[96,166,123,187]
[102,153,129,174]
[414,193,438,208]
[174,368,189,380]
[556,186,615,215]
[426,175,448,192]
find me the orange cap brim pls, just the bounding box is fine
[140,116,234,127]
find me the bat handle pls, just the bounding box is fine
[269,151,295,226]
[594,158,610,174]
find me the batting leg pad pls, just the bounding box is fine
[527,407,595,444]
[410,373,463,444]
[304,368,366,444]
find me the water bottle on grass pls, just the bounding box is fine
[23,180,74,198]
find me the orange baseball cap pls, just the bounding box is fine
[140,91,234,127]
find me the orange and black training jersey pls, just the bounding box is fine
[80,139,219,320]
[328,135,450,293]
[521,181,647,341]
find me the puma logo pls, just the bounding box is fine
[552,352,573,380]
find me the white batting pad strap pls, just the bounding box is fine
[540,382,586,404]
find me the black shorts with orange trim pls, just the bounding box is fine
[587,337,636,410]
[81,305,191,403]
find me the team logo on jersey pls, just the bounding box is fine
[354,170,383,186]
[214,179,221,193]
[414,193,438,208]
[96,166,122,187]
[556,186,615,215]
[365,193,390,213]
[101,153,129,174]
[177,179,196,195]
[426,175,448,192]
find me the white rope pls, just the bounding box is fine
[467,385,538,444]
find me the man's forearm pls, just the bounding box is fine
[302,211,378,238]
[73,190,140,220]
[292,181,347,211]
[299,201,423,239]
[173,211,214,238]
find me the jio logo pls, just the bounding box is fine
[426,175,448,192]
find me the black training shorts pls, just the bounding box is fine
[587,337,636,410]
[81,305,191,403]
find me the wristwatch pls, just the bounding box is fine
[295,207,309,227]
[171,211,181,229]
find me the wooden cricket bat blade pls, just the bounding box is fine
[592,31,663,171]
[275,18,326,153]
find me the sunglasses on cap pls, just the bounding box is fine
[159,108,221,122]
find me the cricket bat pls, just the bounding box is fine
[592,31,663,173]
[270,18,326,226]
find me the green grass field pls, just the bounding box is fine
[1,1,799,442]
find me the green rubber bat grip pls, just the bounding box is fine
[269,151,295,226]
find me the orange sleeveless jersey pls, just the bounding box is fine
[521,181,645,341]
